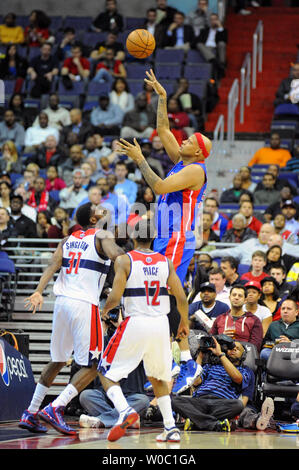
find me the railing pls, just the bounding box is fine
[252,20,263,89]
[240,53,251,124]
[227,79,239,147]
[217,0,226,23]
[212,114,225,157]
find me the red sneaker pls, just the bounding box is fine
[107,410,139,442]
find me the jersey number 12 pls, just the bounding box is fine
[144,280,160,306]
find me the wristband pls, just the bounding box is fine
[218,353,226,359]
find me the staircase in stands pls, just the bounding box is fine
[204,6,299,136]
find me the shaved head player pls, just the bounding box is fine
[117,69,212,396]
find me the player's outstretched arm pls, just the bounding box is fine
[95,230,125,261]
[144,69,180,164]
[102,255,130,318]
[24,241,64,314]
[166,260,189,339]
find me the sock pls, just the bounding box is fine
[180,350,192,363]
[157,395,176,430]
[107,385,130,415]
[28,383,49,413]
[52,383,78,408]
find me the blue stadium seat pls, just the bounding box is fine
[126,63,151,79]
[49,190,60,202]
[63,16,92,31]
[3,80,16,96]
[274,103,299,117]
[87,81,110,95]
[15,15,28,27]
[154,48,185,64]
[270,120,298,138]
[188,80,208,99]
[126,79,144,96]
[125,17,146,30]
[49,16,64,32]
[81,31,107,47]
[9,173,23,186]
[183,64,212,80]
[186,49,206,64]
[83,100,98,112]
[278,172,299,188]
[237,264,250,276]
[58,79,86,95]
[154,64,182,80]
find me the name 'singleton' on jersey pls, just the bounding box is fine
[64,240,89,251]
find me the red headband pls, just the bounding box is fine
[194,133,209,159]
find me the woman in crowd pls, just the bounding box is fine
[0,44,28,92]
[0,141,23,174]
[36,210,52,239]
[264,244,285,273]
[259,276,281,321]
[8,93,37,129]
[109,77,135,114]
[0,180,13,210]
[24,10,53,47]
[45,166,66,192]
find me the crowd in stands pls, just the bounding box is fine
[0,1,299,432]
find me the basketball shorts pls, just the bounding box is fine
[153,232,196,285]
[50,295,103,367]
[98,314,172,383]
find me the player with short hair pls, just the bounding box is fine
[19,203,124,435]
[98,219,189,443]
[117,69,212,395]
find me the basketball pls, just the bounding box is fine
[126,29,156,59]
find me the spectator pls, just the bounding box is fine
[167,97,192,134]
[155,0,178,27]
[170,77,204,132]
[221,213,257,244]
[143,8,165,48]
[193,13,228,78]
[269,265,295,300]
[142,80,159,112]
[260,299,299,362]
[226,200,262,236]
[163,10,195,51]
[61,43,90,85]
[0,44,28,87]
[198,210,220,248]
[239,166,257,193]
[248,133,292,167]
[85,134,111,171]
[220,173,244,204]
[243,280,272,337]
[92,0,124,34]
[287,262,299,283]
[137,138,164,179]
[90,93,123,136]
[253,172,281,206]
[60,108,95,146]
[47,207,77,247]
[114,161,138,205]
[0,141,23,174]
[240,250,268,283]
[256,163,298,196]
[59,169,88,214]
[92,48,126,87]
[209,267,231,307]
[0,12,24,44]
[285,143,299,173]
[80,162,96,191]
[264,186,299,222]
[33,93,71,131]
[27,135,66,169]
[109,78,135,114]
[58,144,86,187]
[36,210,52,239]
[9,194,37,238]
[281,200,299,239]
[90,31,125,62]
[266,233,299,271]
[210,223,276,265]
[27,176,57,214]
[260,276,281,320]
[272,212,298,244]
[188,282,229,333]
[24,10,52,47]
[185,0,211,38]
[45,166,67,192]
[0,206,18,249]
[264,244,284,273]
[150,134,173,176]
[203,196,228,239]
[120,93,156,140]
[24,112,59,153]
[0,181,13,210]
[56,27,77,61]
[102,173,130,225]
[210,285,263,351]
[220,256,246,288]
[274,62,299,108]
[0,109,25,150]
[98,156,114,178]
[7,93,37,129]
[27,42,59,98]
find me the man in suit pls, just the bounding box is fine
[193,13,228,77]
[60,109,95,146]
[162,11,195,51]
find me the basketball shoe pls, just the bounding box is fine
[107,407,139,442]
[256,397,275,431]
[19,409,48,433]
[79,414,104,428]
[39,403,77,435]
[172,359,202,395]
[156,426,181,442]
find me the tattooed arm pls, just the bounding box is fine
[145,69,181,164]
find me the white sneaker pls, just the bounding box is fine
[239,9,252,15]
[251,1,260,6]
[79,414,103,428]
[256,397,275,431]
[156,427,181,443]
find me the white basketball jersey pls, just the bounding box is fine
[53,228,111,305]
[123,250,170,317]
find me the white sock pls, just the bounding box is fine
[157,395,176,430]
[107,385,130,415]
[28,383,49,413]
[180,350,192,363]
[52,384,78,408]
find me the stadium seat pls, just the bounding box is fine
[270,120,298,138]
[126,63,152,79]
[0,256,18,320]
[186,49,206,64]
[154,64,182,80]
[188,80,208,99]
[81,31,107,47]
[154,48,185,64]
[63,16,92,31]
[274,103,299,120]
[49,190,60,202]
[125,17,146,30]
[49,16,64,32]
[237,264,250,276]
[87,82,110,96]
[183,64,212,80]
[278,172,299,188]
[261,341,299,400]
[9,173,23,186]
[126,79,144,96]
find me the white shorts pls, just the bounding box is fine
[99,314,172,383]
[50,295,103,366]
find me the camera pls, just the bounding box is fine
[103,306,122,338]
[198,334,236,354]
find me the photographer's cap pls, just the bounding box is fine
[244,280,261,291]
[199,282,216,292]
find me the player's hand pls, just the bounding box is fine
[24,292,43,314]
[177,320,189,339]
[116,138,144,163]
[144,69,167,97]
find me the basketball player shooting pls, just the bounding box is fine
[117,68,212,395]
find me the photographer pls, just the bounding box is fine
[172,336,255,431]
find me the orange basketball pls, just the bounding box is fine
[126,29,156,59]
